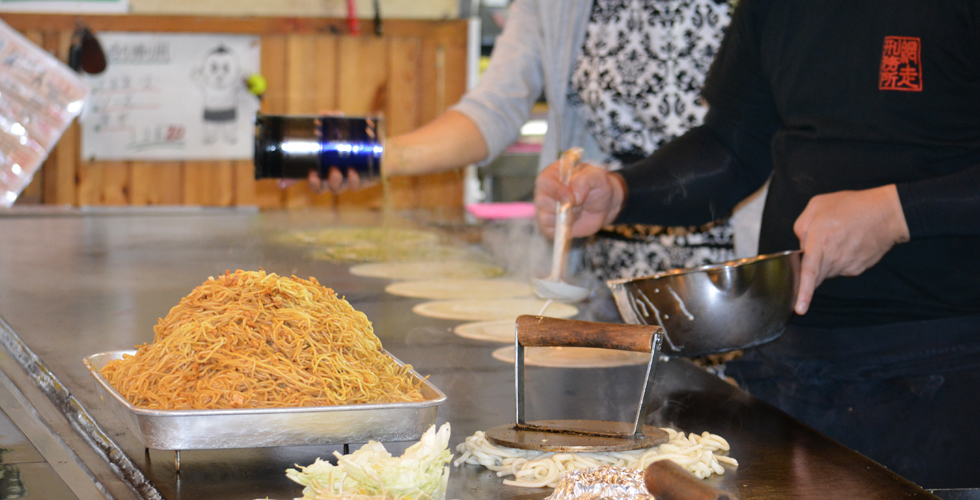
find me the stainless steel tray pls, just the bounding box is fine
[83,350,446,450]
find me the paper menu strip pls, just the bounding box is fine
[0,19,88,207]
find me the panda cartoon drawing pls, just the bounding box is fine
[194,45,243,145]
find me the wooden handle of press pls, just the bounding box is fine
[515,315,661,353]
[644,460,733,500]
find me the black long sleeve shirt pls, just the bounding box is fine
[615,0,980,328]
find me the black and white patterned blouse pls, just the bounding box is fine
[569,0,735,284]
[569,0,730,166]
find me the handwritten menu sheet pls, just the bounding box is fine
[81,33,260,161]
[0,19,88,207]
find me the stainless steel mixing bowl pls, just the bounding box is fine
[607,250,802,357]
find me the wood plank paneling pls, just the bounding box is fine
[1,14,467,39]
[412,34,466,209]
[280,34,317,209]
[385,37,422,209]
[281,33,344,208]
[128,0,459,21]
[15,29,47,205]
[418,31,468,209]
[338,37,388,115]
[46,121,79,205]
[233,159,256,206]
[307,35,341,208]
[183,161,234,206]
[386,37,422,137]
[254,34,287,209]
[43,30,79,205]
[101,162,131,205]
[130,161,183,205]
[3,14,468,210]
[334,36,387,209]
[77,161,130,205]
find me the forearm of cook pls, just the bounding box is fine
[614,115,772,227]
[896,164,980,239]
[384,111,489,176]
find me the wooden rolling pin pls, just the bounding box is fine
[644,460,733,500]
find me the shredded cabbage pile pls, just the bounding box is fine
[286,423,452,500]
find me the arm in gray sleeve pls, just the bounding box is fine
[450,0,544,165]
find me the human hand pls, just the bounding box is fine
[793,184,910,315]
[276,168,362,194]
[533,162,626,239]
[307,168,362,194]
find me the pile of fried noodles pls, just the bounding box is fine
[101,269,424,410]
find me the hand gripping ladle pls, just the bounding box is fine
[531,147,591,302]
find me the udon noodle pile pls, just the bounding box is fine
[100,270,425,410]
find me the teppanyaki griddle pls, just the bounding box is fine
[485,315,668,452]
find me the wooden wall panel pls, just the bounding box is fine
[77,161,130,205]
[183,160,234,206]
[281,33,341,208]
[409,28,466,210]
[338,37,388,115]
[46,121,79,205]
[334,36,388,209]
[101,162,131,205]
[75,161,103,206]
[127,0,459,20]
[233,159,256,205]
[14,29,46,204]
[443,33,469,118]
[2,14,468,210]
[255,34,287,209]
[130,162,183,205]
[307,35,341,208]
[415,32,467,209]
[40,30,79,205]
[280,34,318,209]
[384,37,421,209]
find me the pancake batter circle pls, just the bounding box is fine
[453,320,516,343]
[386,279,533,300]
[412,299,578,322]
[349,261,505,281]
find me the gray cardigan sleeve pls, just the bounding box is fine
[450,0,545,166]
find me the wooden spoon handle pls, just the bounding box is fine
[644,460,733,500]
[516,315,661,353]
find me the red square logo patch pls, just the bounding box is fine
[880,36,922,91]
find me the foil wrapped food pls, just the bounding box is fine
[545,466,652,500]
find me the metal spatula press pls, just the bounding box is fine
[484,315,668,452]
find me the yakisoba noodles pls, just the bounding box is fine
[453,428,736,489]
[100,270,424,410]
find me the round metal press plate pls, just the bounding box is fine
[485,420,669,452]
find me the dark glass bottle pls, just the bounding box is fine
[253,114,383,180]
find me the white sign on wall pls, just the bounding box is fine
[81,33,260,161]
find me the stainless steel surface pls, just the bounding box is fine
[0,209,945,499]
[84,351,446,451]
[608,250,802,357]
[0,371,83,500]
[0,315,145,500]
